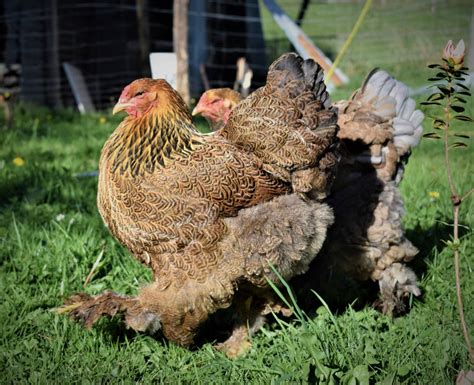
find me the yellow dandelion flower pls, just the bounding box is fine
[428,191,440,199]
[99,116,107,124]
[13,157,25,167]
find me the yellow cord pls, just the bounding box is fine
[326,0,374,82]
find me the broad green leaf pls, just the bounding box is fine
[397,365,412,376]
[352,365,371,385]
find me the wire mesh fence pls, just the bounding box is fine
[0,0,472,111]
[263,0,473,90]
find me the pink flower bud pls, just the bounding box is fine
[442,39,465,67]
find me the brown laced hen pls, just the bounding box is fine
[192,88,242,131]
[194,68,423,315]
[60,53,338,357]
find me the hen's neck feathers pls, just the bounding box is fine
[107,91,203,176]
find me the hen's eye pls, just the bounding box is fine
[135,91,145,97]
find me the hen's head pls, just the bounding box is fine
[192,88,242,130]
[113,78,184,118]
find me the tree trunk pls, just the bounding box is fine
[173,0,190,105]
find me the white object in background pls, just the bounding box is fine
[63,62,95,114]
[149,53,177,89]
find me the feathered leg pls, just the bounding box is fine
[58,284,209,347]
[215,291,292,358]
[215,294,260,358]
[57,291,159,332]
[216,297,258,358]
[374,263,421,315]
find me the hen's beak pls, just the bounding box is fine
[112,101,133,115]
[191,104,203,116]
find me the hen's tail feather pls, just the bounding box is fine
[268,53,331,108]
[302,58,331,108]
[335,69,424,185]
[268,52,304,79]
[259,53,339,196]
[361,69,424,157]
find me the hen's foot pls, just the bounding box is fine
[215,294,268,358]
[374,263,421,316]
[215,325,252,358]
[56,291,138,329]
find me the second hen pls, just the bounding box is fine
[194,68,423,314]
[61,53,338,356]
[316,69,423,314]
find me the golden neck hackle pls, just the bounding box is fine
[108,93,203,176]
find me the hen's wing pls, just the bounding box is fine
[219,53,339,197]
[98,132,290,291]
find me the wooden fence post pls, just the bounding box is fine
[173,0,190,105]
[136,0,151,76]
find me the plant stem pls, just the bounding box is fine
[460,188,474,201]
[443,79,457,199]
[452,204,474,363]
[443,77,474,363]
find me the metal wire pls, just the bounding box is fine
[0,0,472,110]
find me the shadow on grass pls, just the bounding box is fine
[294,217,470,318]
[0,171,37,208]
[405,219,470,278]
